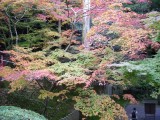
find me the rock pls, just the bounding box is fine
[90,40,108,50]
[46,60,55,66]
[61,44,68,50]
[49,46,59,50]
[99,29,109,36]
[106,21,114,25]
[97,54,105,58]
[58,57,71,63]
[112,45,121,52]
[32,47,42,52]
[99,30,119,40]
[67,47,80,54]
[88,66,98,70]
[107,31,119,40]
[85,70,93,75]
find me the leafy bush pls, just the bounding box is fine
[0,106,47,120]
[118,50,160,98]
[149,21,160,42]
[154,32,160,42]
[74,89,128,120]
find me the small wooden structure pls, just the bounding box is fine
[0,51,14,67]
[144,100,157,120]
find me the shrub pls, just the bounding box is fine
[118,50,160,98]
[74,89,128,120]
[150,21,160,42]
[0,106,47,120]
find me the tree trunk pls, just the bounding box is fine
[7,19,14,47]
[43,97,49,116]
[83,0,91,50]
[65,23,75,52]
[0,22,7,48]
[13,23,18,46]
[58,20,62,35]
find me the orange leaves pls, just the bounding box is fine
[26,69,57,81]
[112,94,120,99]
[62,29,72,38]
[93,9,142,28]
[7,48,47,70]
[87,0,159,61]
[123,94,138,104]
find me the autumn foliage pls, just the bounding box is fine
[0,0,160,120]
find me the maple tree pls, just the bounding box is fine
[1,0,34,46]
[0,0,160,120]
[74,88,128,120]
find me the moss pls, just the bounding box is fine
[75,53,100,68]
[150,21,160,30]
[150,21,160,42]
[154,32,160,42]
[48,49,75,60]
[49,62,86,78]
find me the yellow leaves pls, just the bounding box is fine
[9,47,55,70]
[94,0,104,6]
[109,26,150,54]
[27,60,46,70]
[38,28,60,38]
[34,0,53,9]
[0,67,14,79]
[38,90,68,100]
[75,91,128,120]
[9,79,29,93]
[108,3,123,10]
[46,31,60,37]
